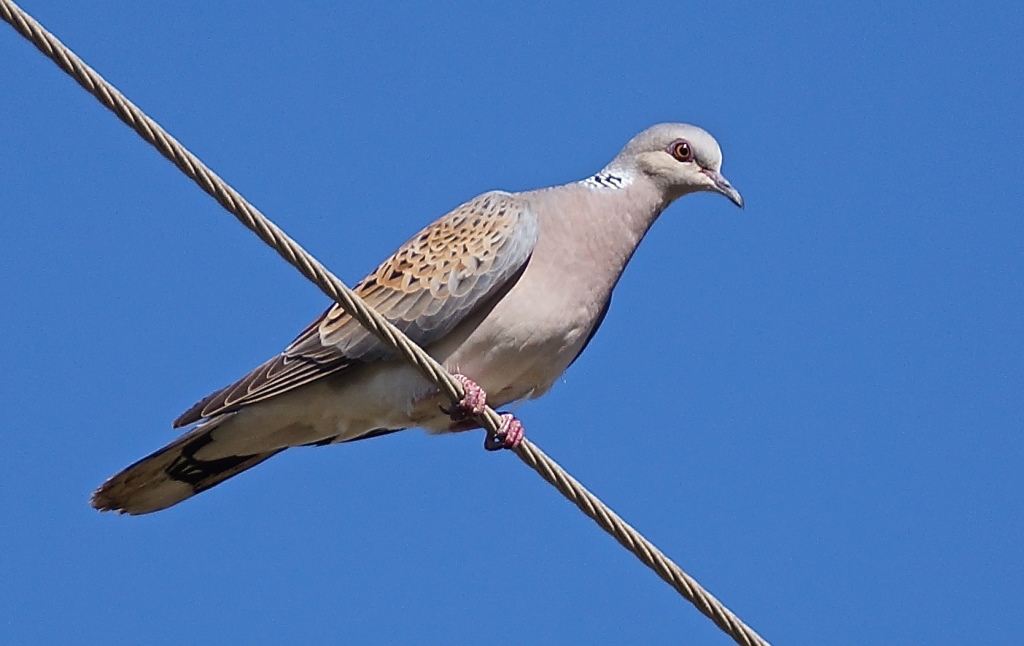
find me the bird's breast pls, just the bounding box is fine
[431,271,604,408]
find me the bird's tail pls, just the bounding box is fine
[91,416,284,515]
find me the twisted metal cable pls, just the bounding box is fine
[0,2,770,644]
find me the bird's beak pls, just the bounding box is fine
[703,169,744,209]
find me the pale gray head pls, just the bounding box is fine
[611,123,743,208]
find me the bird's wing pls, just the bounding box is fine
[174,191,539,427]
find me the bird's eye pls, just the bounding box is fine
[669,139,694,162]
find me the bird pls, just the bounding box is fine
[91,122,743,515]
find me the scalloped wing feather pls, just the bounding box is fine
[174,191,538,428]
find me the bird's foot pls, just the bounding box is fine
[439,375,524,449]
[484,413,525,451]
[441,373,488,422]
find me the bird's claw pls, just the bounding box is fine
[441,373,487,421]
[484,413,524,451]
[440,375,524,450]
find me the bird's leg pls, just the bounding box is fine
[440,374,525,450]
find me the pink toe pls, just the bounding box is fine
[484,413,524,450]
[448,373,488,419]
[500,415,524,449]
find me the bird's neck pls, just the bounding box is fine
[527,174,671,290]
[576,173,671,272]
[581,163,637,191]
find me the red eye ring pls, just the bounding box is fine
[669,139,694,162]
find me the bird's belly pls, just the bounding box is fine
[269,271,606,440]
[437,312,590,408]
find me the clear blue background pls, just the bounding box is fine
[2,2,1021,644]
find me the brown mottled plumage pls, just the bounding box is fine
[173,191,535,428]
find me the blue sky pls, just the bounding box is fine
[1,1,1021,644]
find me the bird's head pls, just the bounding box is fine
[617,122,743,208]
